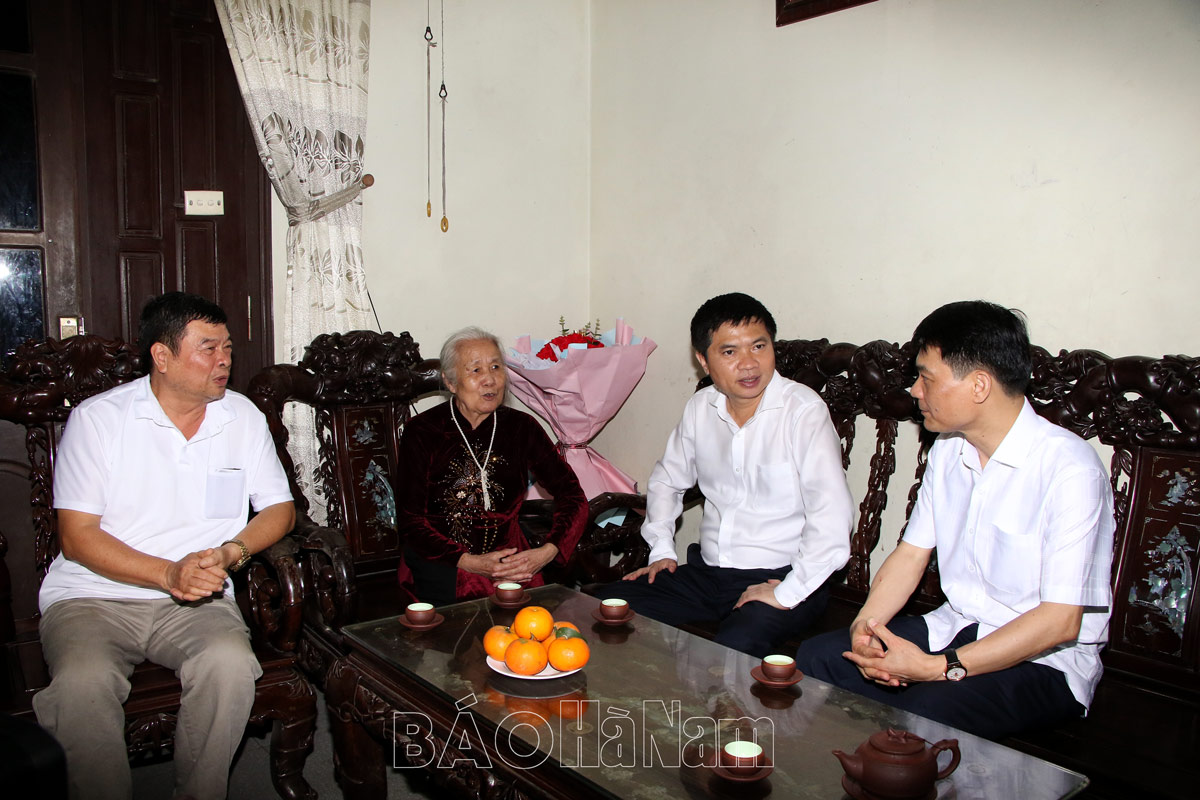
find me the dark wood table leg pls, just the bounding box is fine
[326,656,388,800]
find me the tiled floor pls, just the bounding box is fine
[131,688,430,799]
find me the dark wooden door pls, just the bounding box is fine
[77,0,273,387]
[0,0,272,389]
[0,0,272,625]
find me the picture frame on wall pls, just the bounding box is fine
[776,0,879,27]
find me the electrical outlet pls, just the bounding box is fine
[184,190,225,216]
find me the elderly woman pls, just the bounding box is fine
[397,327,587,604]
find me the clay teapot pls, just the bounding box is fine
[833,728,960,799]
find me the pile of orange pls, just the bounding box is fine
[482,605,591,676]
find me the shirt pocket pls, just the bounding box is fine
[978,521,1039,608]
[752,462,797,514]
[205,468,246,519]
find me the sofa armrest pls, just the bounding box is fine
[566,492,650,587]
[240,535,306,654]
[288,517,358,635]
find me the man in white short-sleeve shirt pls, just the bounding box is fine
[796,301,1114,740]
[599,293,854,658]
[33,293,295,800]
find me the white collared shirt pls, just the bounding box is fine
[40,376,293,610]
[903,400,1114,709]
[641,371,853,608]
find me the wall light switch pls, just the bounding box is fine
[185,190,225,216]
[59,316,81,339]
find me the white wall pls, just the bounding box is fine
[587,0,1200,547]
[274,0,1200,550]
[274,0,592,379]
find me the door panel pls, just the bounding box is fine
[0,0,272,631]
[71,0,271,386]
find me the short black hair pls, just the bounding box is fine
[911,300,1031,396]
[690,293,777,354]
[138,292,227,368]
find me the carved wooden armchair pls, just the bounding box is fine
[247,329,649,685]
[0,335,317,800]
[247,330,440,684]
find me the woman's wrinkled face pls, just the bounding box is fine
[445,339,507,428]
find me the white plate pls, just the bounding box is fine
[486,655,583,680]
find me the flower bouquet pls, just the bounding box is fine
[506,318,656,499]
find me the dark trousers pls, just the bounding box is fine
[597,543,833,658]
[795,615,1085,740]
[405,548,460,607]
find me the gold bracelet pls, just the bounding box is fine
[223,538,251,571]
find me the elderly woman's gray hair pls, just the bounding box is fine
[440,326,504,387]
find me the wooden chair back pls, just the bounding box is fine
[0,335,142,709]
[247,330,441,674]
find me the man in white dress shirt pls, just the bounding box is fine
[796,300,1114,740]
[599,293,854,657]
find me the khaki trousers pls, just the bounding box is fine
[33,595,261,800]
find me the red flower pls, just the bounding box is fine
[536,332,604,362]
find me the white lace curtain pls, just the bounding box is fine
[216,0,376,523]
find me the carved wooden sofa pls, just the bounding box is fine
[246,329,646,687]
[605,337,1199,800]
[0,335,318,799]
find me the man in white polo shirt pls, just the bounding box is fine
[796,301,1114,740]
[33,292,295,800]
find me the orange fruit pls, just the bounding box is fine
[504,636,549,675]
[513,605,555,642]
[483,625,518,660]
[547,636,590,672]
[547,622,582,644]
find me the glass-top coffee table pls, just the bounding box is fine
[326,584,1087,799]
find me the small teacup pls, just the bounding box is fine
[495,582,524,603]
[761,654,797,681]
[599,598,629,620]
[720,740,763,776]
[404,602,435,625]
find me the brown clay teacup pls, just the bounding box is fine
[720,740,764,776]
[761,654,797,681]
[495,582,524,603]
[599,598,630,620]
[404,602,436,625]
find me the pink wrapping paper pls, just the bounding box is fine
[506,338,657,499]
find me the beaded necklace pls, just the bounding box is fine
[450,401,496,511]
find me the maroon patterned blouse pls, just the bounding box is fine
[397,401,587,600]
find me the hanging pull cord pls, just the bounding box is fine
[440,82,449,232]
[425,27,436,218]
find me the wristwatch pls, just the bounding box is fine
[223,538,251,572]
[943,648,968,681]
